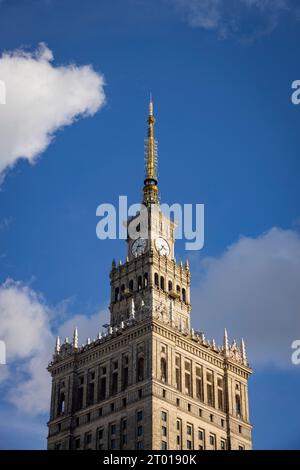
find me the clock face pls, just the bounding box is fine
[155,237,170,257]
[131,238,147,256]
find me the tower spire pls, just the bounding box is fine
[143,95,159,206]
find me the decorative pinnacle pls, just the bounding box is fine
[143,96,159,206]
[55,336,60,354]
[224,328,229,353]
[241,338,247,365]
[73,327,78,349]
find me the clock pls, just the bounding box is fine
[155,237,170,256]
[131,238,147,256]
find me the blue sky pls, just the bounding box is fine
[0,0,300,449]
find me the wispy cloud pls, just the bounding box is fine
[191,227,300,368]
[172,0,296,41]
[0,279,108,415]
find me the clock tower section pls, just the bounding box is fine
[109,99,191,331]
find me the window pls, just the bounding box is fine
[122,355,129,390]
[206,370,214,407]
[154,273,159,287]
[57,423,61,432]
[122,434,127,445]
[114,287,119,302]
[138,388,142,399]
[176,285,180,295]
[129,280,134,291]
[210,414,213,422]
[99,366,107,400]
[162,426,167,436]
[110,402,115,412]
[161,411,167,422]
[161,441,168,450]
[162,389,166,398]
[198,429,204,441]
[75,437,80,450]
[199,408,202,417]
[221,440,226,450]
[111,360,118,395]
[218,377,224,411]
[175,354,181,391]
[122,397,127,407]
[196,366,203,401]
[188,403,191,412]
[58,392,65,415]
[138,276,142,291]
[239,425,242,434]
[176,420,181,431]
[221,419,224,428]
[143,273,148,287]
[87,413,91,423]
[176,398,180,407]
[99,408,102,417]
[182,288,186,303]
[160,276,165,291]
[110,439,116,449]
[161,357,167,383]
[98,428,103,440]
[137,410,143,421]
[187,425,192,436]
[209,435,215,446]
[137,426,143,437]
[87,382,94,406]
[184,360,192,396]
[111,424,116,435]
[85,433,92,446]
[177,435,180,445]
[137,356,144,382]
[187,440,192,450]
[236,394,242,418]
[168,280,173,292]
[76,417,79,427]
[137,441,143,449]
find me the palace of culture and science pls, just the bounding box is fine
[47,100,253,451]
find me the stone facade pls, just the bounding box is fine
[47,100,252,451]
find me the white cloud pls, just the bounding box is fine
[0,279,108,415]
[173,0,292,39]
[0,43,105,180]
[191,227,300,368]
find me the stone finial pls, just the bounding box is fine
[241,338,247,365]
[73,327,78,349]
[126,256,129,263]
[109,326,113,335]
[64,337,69,344]
[185,259,189,270]
[212,338,216,349]
[86,337,91,345]
[112,258,116,268]
[97,331,102,340]
[120,321,125,329]
[118,260,122,267]
[55,336,60,354]
[179,260,183,269]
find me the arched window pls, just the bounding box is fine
[58,392,65,415]
[161,358,167,383]
[137,356,144,382]
[160,276,165,291]
[154,273,159,287]
[120,284,125,300]
[168,280,173,292]
[176,285,181,298]
[114,287,119,302]
[129,280,134,291]
[138,276,142,291]
[235,394,241,418]
[143,273,148,287]
[182,288,186,303]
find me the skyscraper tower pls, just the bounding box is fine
[47,99,252,450]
